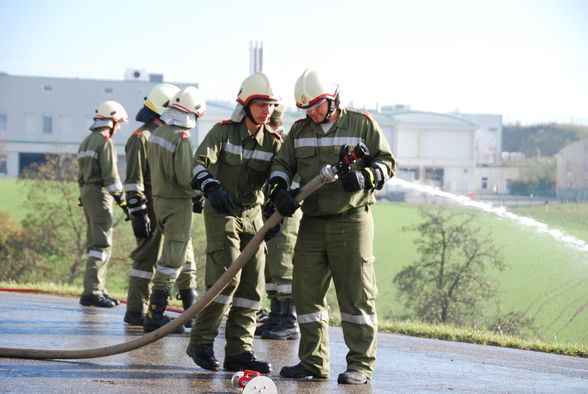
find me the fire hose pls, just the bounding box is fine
[0,143,369,360]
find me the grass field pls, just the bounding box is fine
[372,201,588,346]
[2,178,587,346]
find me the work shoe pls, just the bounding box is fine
[178,288,197,328]
[144,289,184,334]
[337,370,369,385]
[256,308,269,323]
[80,294,116,308]
[280,362,327,379]
[255,298,281,336]
[103,293,120,306]
[261,299,299,340]
[124,311,145,326]
[223,351,271,373]
[186,343,219,371]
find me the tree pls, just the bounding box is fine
[393,205,506,325]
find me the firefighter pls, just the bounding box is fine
[123,83,198,326]
[270,69,397,384]
[77,100,128,308]
[143,86,204,334]
[256,104,302,340]
[186,72,280,374]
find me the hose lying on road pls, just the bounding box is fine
[0,175,326,360]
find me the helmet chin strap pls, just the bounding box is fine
[243,105,260,125]
[320,99,336,124]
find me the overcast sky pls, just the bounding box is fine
[1,0,587,125]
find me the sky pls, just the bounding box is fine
[1,0,587,125]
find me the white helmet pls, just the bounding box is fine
[169,86,206,117]
[237,72,280,106]
[294,69,339,109]
[144,84,180,115]
[95,100,128,123]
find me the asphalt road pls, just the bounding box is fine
[0,291,587,393]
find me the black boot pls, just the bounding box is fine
[255,298,281,336]
[261,298,300,340]
[280,362,327,379]
[186,343,219,371]
[143,289,184,334]
[178,288,197,328]
[80,294,115,308]
[223,350,272,373]
[124,311,145,326]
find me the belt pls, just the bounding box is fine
[310,205,368,220]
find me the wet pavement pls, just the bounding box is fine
[0,291,587,393]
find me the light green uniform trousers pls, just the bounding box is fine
[126,192,164,314]
[264,208,301,302]
[151,197,196,292]
[80,184,114,296]
[293,206,378,379]
[190,204,265,356]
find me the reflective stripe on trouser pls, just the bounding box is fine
[126,194,164,314]
[264,209,301,302]
[191,204,265,356]
[293,207,378,379]
[81,184,114,296]
[151,197,197,292]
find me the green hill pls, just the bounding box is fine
[372,201,588,346]
[503,123,588,157]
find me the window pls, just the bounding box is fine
[43,116,53,134]
[104,87,113,94]
[43,85,53,91]
[0,154,6,176]
[0,114,6,130]
[481,177,488,189]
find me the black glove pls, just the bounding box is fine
[205,183,236,215]
[131,213,152,238]
[192,196,204,214]
[263,201,283,242]
[341,169,374,192]
[268,176,288,201]
[114,194,130,220]
[273,188,300,217]
[127,195,148,217]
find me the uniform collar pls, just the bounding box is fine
[238,121,268,145]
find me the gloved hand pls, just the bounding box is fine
[268,176,288,200]
[273,188,300,217]
[113,194,130,220]
[341,169,374,192]
[263,201,283,242]
[192,196,204,214]
[131,213,152,238]
[127,195,148,217]
[205,183,236,215]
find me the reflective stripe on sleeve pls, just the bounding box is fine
[192,164,207,176]
[298,310,329,325]
[265,283,277,292]
[268,171,290,186]
[213,294,231,305]
[106,182,123,193]
[77,150,98,160]
[124,183,145,192]
[340,312,378,325]
[130,268,154,280]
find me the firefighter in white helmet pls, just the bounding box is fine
[123,84,197,327]
[78,100,128,308]
[256,104,302,341]
[270,69,397,384]
[186,72,280,373]
[143,86,205,334]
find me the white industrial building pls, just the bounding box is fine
[0,73,504,196]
